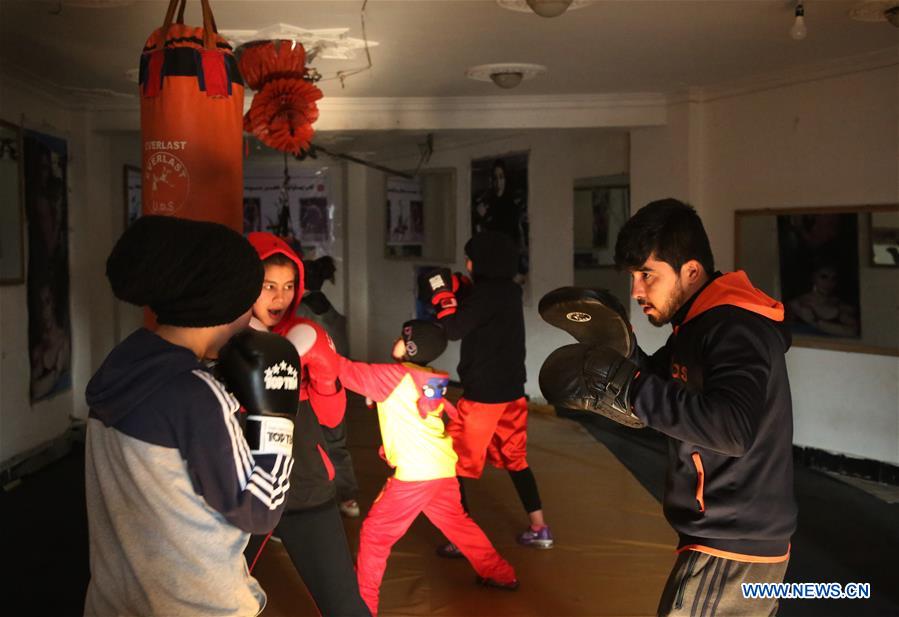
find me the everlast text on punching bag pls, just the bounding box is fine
[139,0,244,231]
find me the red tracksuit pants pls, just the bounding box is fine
[356,476,517,615]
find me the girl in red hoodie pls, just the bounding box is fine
[244,232,369,617]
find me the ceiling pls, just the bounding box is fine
[1,0,897,100]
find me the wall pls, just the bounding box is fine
[630,65,899,465]
[735,211,899,350]
[243,155,348,315]
[702,65,899,465]
[106,133,144,344]
[629,100,704,354]
[0,77,84,465]
[344,129,631,392]
[0,116,348,467]
[2,59,896,469]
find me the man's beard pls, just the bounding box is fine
[647,280,688,327]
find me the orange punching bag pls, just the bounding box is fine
[139,0,243,231]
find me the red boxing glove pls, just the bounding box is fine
[285,319,346,427]
[423,268,458,319]
[307,387,346,429]
[452,272,473,302]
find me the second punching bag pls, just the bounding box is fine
[139,0,243,231]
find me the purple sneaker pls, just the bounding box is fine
[516,525,554,549]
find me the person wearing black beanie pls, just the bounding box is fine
[424,230,553,558]
[106,215,263,329]
[84,216,290,617]
[399,319,447,365]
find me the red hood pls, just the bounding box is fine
[247,232,305,323]
[682,271,784,326]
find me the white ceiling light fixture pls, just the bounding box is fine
[849,1,899,27]
[496,0,593,18]
[466,63,547,89]
[790,2,808,40]
[526,0,572,18]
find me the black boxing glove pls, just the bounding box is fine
[539,342,645,429]
[217,329,301,456]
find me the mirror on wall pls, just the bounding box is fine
[385,168,456,262]
[572,175,631,312]
[735,205,899,356]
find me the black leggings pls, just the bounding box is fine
[458,467,543,515]
[245,501,370,617]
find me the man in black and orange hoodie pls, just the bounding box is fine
[540,199,796,616]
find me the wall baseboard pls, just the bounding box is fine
[793,445,899,486]
[1,421,86,491]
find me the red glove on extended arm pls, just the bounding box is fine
[420,268,458,319]
[284,319,346,428]
[452,272,473,302]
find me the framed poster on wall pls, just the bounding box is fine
[386,175,424,258]
[471,152,529,283]
[244,170,330,256]
[777,212,861,339]
[24,129,72,402]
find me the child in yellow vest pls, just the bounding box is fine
[337,320,518,616]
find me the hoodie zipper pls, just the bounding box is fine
[691,452,706,513]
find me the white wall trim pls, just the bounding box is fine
[7,46,897,131]
[668,47,899,105]
[314,93,668,130]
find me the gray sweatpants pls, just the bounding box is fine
[657,550,789,617]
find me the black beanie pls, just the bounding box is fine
[106,216,263,327]
[464,231,518,279]
[401,319,447,365]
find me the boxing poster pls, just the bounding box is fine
[386,176,424,258]
[23,130,72,402]
[471,152,529,283]
[778,213,861,338]
[244,170,330,256]
[300,197,330,244]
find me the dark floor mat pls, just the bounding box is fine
[4,411,898,617]
[1,443,90,617]
[562,409,899,616]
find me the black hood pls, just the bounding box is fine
[85,329,201,426]
[464,231,518,280]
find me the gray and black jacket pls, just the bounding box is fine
[83,328,292,616]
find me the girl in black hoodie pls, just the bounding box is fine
[431,231,553,556]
